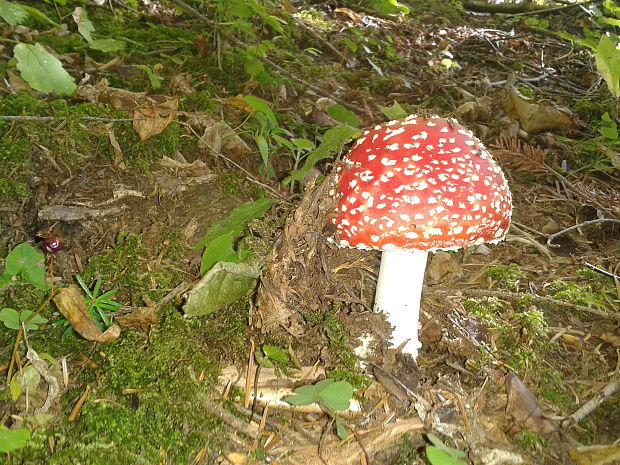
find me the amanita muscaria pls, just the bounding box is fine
[329,115,512,358]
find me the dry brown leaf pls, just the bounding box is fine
[53,287,121,342]
[116,304,159,331]
[569,443,620,465]
[334,7,363,23]
[133,99,178,141]
[504,85,574,134]
[222,94,253,114]
[106,123,125,168]
[505,371,556,434]
[427,250,462,283]
[200,121,251,154]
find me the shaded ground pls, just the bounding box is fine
[0,1,619,464]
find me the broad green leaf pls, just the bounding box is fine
[12,365,41,400]
[319,380,353,411]
[292,138,315,151]
[285,126,361,184]
[426,446,467,465]
[10,378,23,400]
[90,38,126,52]
[0,308,20,330]
[19,4,58,26]
[427,434,468,459]
[600,112,618,139]
[327,105,360,128]
[194,198,272,250]
[380,101,408,121]
[183,262,260,316]
[595,34,620,98]
[263,345,288,363]
[0,273,13,288]
[284,384,320,406]
[0,0,28,26]
[200,233,239,276]
[0,428,30,452]
[18,310,48,330]
[14,44,77,96]
[243,95,277,126]
[72,7,94,43]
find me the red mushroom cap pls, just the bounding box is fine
[330,115,512,251]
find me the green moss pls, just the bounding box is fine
[13,310,224,465]
[520,428,548,451]
[483,264,528,291]
[549,277,614,311]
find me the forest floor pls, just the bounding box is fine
[0,1,619,464]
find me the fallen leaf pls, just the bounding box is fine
[505,371,556,434]
[116,297,159,331]
[53,287,120,342]
[569,443,620,465]
[106,123,125,168]
[334,7,363,23]
[200,121,251,154]
[504,84,574,134]
[427,250,462,283]
[133,99,178,141]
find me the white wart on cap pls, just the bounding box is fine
[331,115,512,251]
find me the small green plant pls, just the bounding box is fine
[0,425,31,452]
[519,428,549,451]
[0,243,49,290]
[0,308,47,330]
[285,378,354,439]
[483,264,527,291]
[426,433,467,465]
[54,275,120,335]
[194,198,272,276]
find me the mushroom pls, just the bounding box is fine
[330,115,512,358]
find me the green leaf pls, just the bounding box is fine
[285,125,361,184]
[427,434,468,459]
[73,7,94,43]
[12,365,41,400]
[595,34,620,98]
[335,415,347,440]
[0,308,20,330]
[194,198,272,250]
[263,345,288,363]
[327,105,360,128]
[380,101,408,120]
[136,64,163,90]
[183,262,260,316]
[0,273,13,288]
[14,44,76,96]
[426,446,467,465]
[319,380,353,411]
[200,233,239,276]
[0,0,28,26]
[19,310,48,330]
[292,138,315,151]
[255,134,276,178]
[243,95,277,126]
[0,428,30,452]
[90,38,126,52]
[10,378,23,400]
[600,112,618,139]
[285,384,320,406]
[19,4,58,26]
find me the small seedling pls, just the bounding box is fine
[0,308,48,330]
[284,378,353,439]
[55,275,120,335]
[0,242,49,290]
[426,433,467,465]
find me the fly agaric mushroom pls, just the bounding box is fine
[330,115,512,358]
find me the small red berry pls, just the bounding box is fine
[41,237,63,253]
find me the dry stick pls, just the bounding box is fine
[167,0,365,114]
[546,218,620,247]
[564,375,620,426]
[451,288,620,321]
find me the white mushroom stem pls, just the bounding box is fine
[373,248,428,359]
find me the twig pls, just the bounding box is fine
[546,218,620,247]
[167,0,365,114]
[563,375,620,426]
[509,0,598,16]
[445,288,620,321]
[584,262,620,280]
